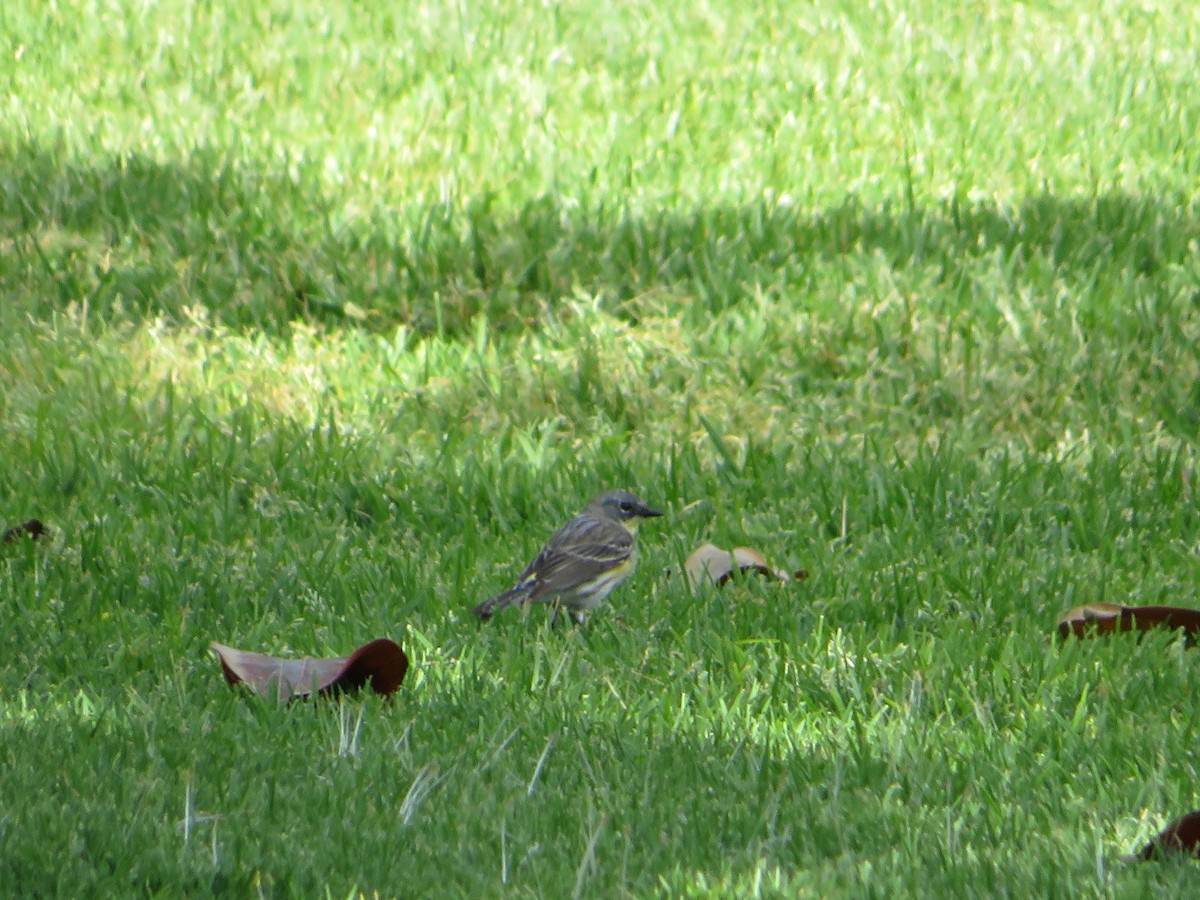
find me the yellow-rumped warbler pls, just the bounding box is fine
[473,490,664,625]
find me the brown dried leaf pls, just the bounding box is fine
[1128,811,1200,862]
[2,518,47,544]
[1056,603,1200,643]
[211,638,409,702]
[685,542,806,590]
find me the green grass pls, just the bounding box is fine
[2,0,1200,895]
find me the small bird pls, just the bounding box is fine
[473,490,664,625]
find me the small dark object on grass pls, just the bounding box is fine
[1126,810,1200,862]
[1056,602,1200,644]
[212,638,409,702]
[2,518,47,544]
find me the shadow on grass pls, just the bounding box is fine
[2,141,1197,336]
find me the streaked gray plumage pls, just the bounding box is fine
[473,490,663,625]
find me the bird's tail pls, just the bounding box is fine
[473,582,535,621]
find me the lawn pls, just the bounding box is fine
[2,0,1199,895]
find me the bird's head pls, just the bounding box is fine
[591,490,664,527]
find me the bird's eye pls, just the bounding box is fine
[619,500,633,512]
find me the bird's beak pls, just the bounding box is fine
[640,504,664,518]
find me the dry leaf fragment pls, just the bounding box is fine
[211,638,409,702]
[2,518,47,543]
[1129,811,1200,862]
[684,542,807,590]
[1056,603,1200,643]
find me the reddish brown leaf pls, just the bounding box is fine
[684,542,806,590]
[1056,603,1200,642]
[1133,811,1200,861]
[2,518,47,543]
[211,639,409,701]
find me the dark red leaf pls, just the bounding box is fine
[211,639,409,701]
[1056,603,1200,643]
[1135,810,1200,861]
[2,518,47,543]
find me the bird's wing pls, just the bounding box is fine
[518,513,634,598]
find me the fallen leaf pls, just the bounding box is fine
[685,542,807,590]
[1127,810,1200,862]
[211,638,409,701]
[2,518,47,543]
[1056,603,1200,643]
